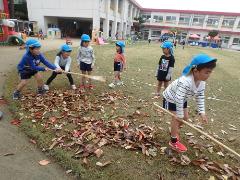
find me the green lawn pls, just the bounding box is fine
[4,42,240,180]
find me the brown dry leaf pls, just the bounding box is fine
[200,164,209,172]
[217,151,225,157]
[39,159,50,166]
[94,149,103,158]
[228,137,236,142]
[29,139,37,144]
[49,141,59,150]
[49,116,57,124]
[83,157,88,165]
[180,155,191,166]
[96,161,111,167]
[208,176,215,180]
[98,138,108,147]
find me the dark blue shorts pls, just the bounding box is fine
[80,62,92,72]
[163,98,187,111]
[19,69,38,80]
[114,62,123,71]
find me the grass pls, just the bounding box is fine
[4,42,240,180]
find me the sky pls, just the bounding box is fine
[135,0,240,13]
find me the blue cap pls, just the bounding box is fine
[161,41,173,55]
[116,41,125,53]
[81,34,91,41]
[182,54,217,75]
[61,44,72,52]
[25,39,41,50]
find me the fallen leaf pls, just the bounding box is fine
[217,151,224,157]
[66,170,72,174]
[96,161,111,167]
[29,139,37,144]
[180,155,191,165]
[39,159,50,166]
[49,141,59,150]
[208,176,215,180]
[83,157,88,165]
[94,149,103,158]
[98,138,108,147]
[228,137,236,142]
[3,153,15,156]
[10,119,21,126]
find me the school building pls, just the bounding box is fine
[26,0,240,48]
[141,9,240,48]
[26,0,141,39]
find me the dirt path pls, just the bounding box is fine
[0,38,79,180]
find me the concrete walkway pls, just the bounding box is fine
[0,38,79,180]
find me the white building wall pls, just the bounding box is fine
[26,0,140,39]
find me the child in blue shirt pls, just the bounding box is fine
[13,39,61,99]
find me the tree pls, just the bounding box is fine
[208,30,219,38]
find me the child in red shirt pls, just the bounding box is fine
[109,41,126,88]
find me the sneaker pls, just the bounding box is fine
[108,83,116,88]
[13,91,21,100]
[43,84,49,91]
[116,81,123,86]
[169,140,187,153]
[71,84,77,90]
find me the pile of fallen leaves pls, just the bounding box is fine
[19,90,159,161]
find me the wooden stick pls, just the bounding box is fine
[153,102,240,159]
[50,70,106,82]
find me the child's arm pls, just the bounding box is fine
[65,57,72,72]
[27,57,46,71]
[54,56,61,69]
[175,81,189,118]
[195,86,207,123]
[166,56,175,80]
[76,47,81,65]
[91,48,95,67]
[122,55,126,70]
[39,54,57,70]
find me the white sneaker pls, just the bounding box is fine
[108,83,116,88]
[71,84,77,90]
[43,84,49,91]
[116,81,123,86]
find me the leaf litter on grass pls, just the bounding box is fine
[18,89,240,176]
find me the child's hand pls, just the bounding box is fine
[45,67,50,71]
[91,64,94,69]
[200,113,208,124]
[55,68,63,73]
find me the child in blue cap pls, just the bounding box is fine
[13,39,61,100]
[44,44,76,91]
[77,34,95,89]
[163,53,217,152]
[109,41,126,88]
[155,41,175,96]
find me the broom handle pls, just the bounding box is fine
[153,102,240,159]
[51,69,95,79]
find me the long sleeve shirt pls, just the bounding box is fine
[163,74,205,118]
[17,51,56,71]
[54,55,72,72]
[76,46,95,65]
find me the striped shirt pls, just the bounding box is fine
[163,74,205,118]
[77,46,95,65]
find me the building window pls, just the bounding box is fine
[222,17,236,28]
[142,14,151,22]
[110,0,115,10]
[222,36,230,43]
[166,16,176,24]
[207,16,220,27]
[153,15,163,23]
[192,15,205,26]
[179,15,191,25]
[237,21,240,29]
[232,38,240,45]
[151,30,161,37]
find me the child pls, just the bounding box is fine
[44,44,76,90]
[13,39,61,100]
[155,41,175,96]
[77,34,95,89]
[109,41,126,88]
[163,54,217,152]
